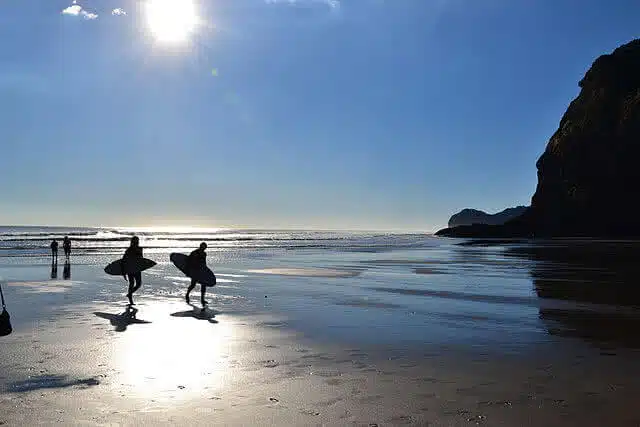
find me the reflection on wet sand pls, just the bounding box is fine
[506,241,640,348]
[50,261,58,279]
[63,260,71,280]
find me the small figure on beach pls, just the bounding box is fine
[185,242,210,306]
[123,236,144,305]
[63,236,71,260]
[50,240,58,262]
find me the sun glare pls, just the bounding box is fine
[145,0,199,44]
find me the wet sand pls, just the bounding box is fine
[2,239,640,425]
[2,296,640,426]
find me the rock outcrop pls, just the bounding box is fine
[438,39,640,238]
[447,206,528,228]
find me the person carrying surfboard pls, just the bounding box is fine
[123,236,143,305]
[185,242,209,306]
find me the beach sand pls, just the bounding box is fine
[2,238,640,426]
[1,297,639,426]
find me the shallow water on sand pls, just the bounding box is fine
[2,235,640,354]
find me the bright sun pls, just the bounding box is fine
[145,0,199,44]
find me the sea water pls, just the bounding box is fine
[1,226,640,353]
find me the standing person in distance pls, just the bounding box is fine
[123,236,143,305]
[50,240,58,263]
[185,242,213,306]
[62,236,71,260]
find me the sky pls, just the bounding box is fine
[0,0,638,231]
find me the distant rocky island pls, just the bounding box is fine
[448,206,528,228]
[437,38,640,238]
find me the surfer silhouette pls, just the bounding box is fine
[123,236,143,305]
[50,240,58,262]
[63,236,71,260]
[185,242,209,306]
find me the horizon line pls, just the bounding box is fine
[0,223,436,234]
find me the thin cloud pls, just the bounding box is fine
[61,1,99,20]
[83,11,98,20]
[265,0,340,8]
[112,8,127,16]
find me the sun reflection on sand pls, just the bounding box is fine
[113,303,234,400]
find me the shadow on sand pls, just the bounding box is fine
[170,304,219,324]
[8,375,100,393]
[94,306,151,332]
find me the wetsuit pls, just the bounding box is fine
[51,241,58,261]
[63,239,71,258]
[185,247,208,304]
[124,245,143,304]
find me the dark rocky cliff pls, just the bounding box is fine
[447,206,528,228]
[438,39,640,238]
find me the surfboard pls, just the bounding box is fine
[170,253,217,287]
[104,257,157,276]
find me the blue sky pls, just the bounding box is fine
[0,0,638,231]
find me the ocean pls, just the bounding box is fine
[1,226,639,353]
[0,226,433,258]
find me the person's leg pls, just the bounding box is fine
[127,274,134,305]
[186,279,196,303]
[200,284,207,306]
[132,272,142,293]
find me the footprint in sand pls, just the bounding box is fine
[388,415,416,425]
[467,414,487,424]
[318,397,343,407]
[358,395,383,404]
